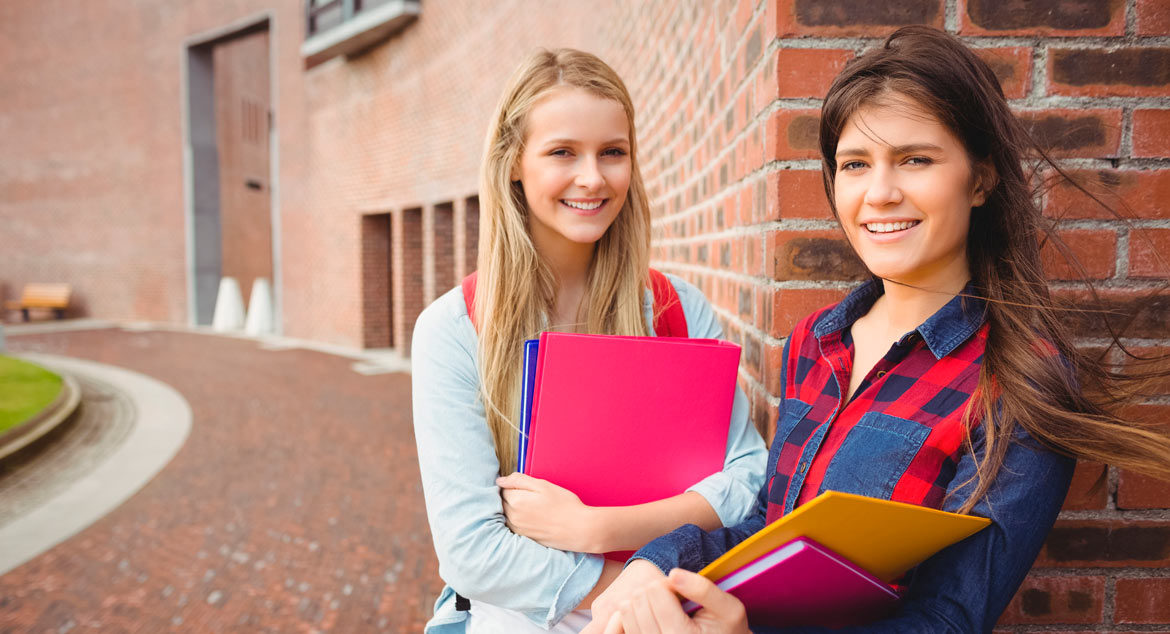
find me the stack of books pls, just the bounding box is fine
[683,491,991,627]
[514,331,990,627]
[517,332,742,508]
[516,332,741,559]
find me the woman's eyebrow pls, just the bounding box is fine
[892,142,944,154]
[541,137,630,147]
[836,142,943,159]
[835,146,869,158]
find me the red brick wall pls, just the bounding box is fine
[0,0,308,323]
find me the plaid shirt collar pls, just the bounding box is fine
[812,278,987,360]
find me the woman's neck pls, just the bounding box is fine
[532,232,595,330]
[872,274,969,338]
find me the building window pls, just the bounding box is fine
[303,0,420,68]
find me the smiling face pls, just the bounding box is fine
[833,93,990,292]
[516,87,632,255]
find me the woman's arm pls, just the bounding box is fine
[411,293,605,628]
[498,473,721,553]
[784,423,1075,633]
[600,420,1075,634]
[669,275,769,527]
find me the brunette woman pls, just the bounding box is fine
[585,26,1170,633]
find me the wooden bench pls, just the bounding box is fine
[5,283,72,321]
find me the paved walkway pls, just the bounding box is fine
[0,326,439,633]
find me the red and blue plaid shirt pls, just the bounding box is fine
[767,279,988,522]
[634,280,1074,630]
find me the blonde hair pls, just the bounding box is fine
[475,49,653,474]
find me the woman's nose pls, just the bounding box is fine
[863,166,903,207]
[574,157,604,190]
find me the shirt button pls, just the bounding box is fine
[876,370,886,378]
[799,462,808,473]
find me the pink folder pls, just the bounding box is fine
[525,331,741,510]
[683,537,900,628]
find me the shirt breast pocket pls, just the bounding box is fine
[820,411,931,500]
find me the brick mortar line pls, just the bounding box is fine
[770,36,1170,49]
[1012,97,1170,109]
[1110,463,1122,513]
[1071,336,1170,346]
[1001,626,1170,633]
[1012,96,1170,108]
[1105,575,1117,626]
[1053,219,1170,229]
[1027,569,1170,578]
[1048,278,1170,289]
[1053,158,1170,168]
[653,218,843,240]
[1126,0,1139,38]
[1117,226,1132,279]
[1056,509,1170,520]
[1123,106,1136,157]
[945,0,960,33]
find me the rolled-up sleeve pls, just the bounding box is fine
[662,275,768,527]
[411,291,603,628]
[754,423,1075,633]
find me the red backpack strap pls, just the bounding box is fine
[462,272,478,331]
[466,269,687,337]
[649,268,688,338]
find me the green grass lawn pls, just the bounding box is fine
[0,355,64,434]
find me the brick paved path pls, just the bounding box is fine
[1,328,442,633]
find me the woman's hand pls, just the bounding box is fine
[581,559,667,633]
[497,472,604,552]
[588,566,750,634]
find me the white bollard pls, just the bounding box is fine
[244,278,274,336]
[211,277,245,332]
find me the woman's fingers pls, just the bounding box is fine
[600,610,624,634]
[668,569,746,627]
[629,590,661,634]
[644,578,695,632]
[495,472,539,491]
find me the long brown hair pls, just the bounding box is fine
[476,49,653,474]
[818,26,1170,514]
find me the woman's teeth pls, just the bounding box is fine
[562,200,603,210]
[865,220,919,233]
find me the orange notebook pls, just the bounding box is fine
[699,491,991,584]
[525,332,742,509]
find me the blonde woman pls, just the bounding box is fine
[410,49,766,633]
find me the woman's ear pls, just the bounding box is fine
[971,159,998,208]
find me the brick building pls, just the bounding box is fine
[3,0,1170,628]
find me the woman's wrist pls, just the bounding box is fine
[584,505,617,553]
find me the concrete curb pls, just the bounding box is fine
[0,353,192,576]
[0,371,81,461]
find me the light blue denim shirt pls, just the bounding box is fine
[411,273,767,633]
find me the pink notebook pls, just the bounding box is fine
[683,537,900,628]
[525,331,740,525]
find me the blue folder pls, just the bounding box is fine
[518,339,539,473]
